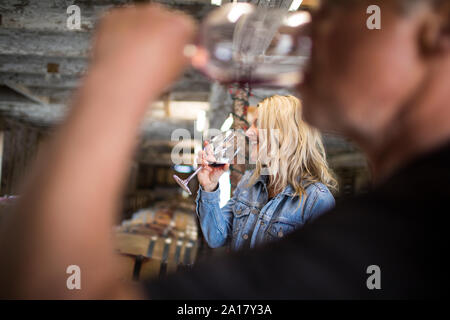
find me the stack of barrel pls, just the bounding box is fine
[115,200,199,282]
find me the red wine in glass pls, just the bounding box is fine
[173,130,240,195]
[209,163,227,168]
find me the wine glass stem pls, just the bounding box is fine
[184,166,203,184]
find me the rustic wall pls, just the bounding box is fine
[0,117,49,195]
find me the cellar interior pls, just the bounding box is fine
[0,0,371,282]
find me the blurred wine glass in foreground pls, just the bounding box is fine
[185,3,312,87]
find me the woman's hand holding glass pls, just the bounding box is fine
[197,141,230,192]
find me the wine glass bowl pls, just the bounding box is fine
[173,130,241,195]
[207,129,237,164]
[190,3,312,87]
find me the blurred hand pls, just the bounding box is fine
[90,4,196,103]
[0,4,197,299]
[197,142,230,192]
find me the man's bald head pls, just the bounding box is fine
[395,0,446,13]
[321,0,445,12]
[300,0,450,150]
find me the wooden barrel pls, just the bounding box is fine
[115,232,199,281]
[115,201,199,281]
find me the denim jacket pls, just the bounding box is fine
[196,171,335,251]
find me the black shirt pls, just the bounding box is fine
[145,143,449,299]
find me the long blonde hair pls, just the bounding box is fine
[249,95,338,196]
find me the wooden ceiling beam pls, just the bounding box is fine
[0,0,215,32]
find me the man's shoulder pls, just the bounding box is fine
[330,141,450,219]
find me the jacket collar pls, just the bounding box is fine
[280,184,296,197]
[255,174,296,197]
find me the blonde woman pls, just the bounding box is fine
[196,95,337,251]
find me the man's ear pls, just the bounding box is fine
[420,2,450,55]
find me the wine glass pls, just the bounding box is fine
[186,3,312,87]
[173,130,240,195]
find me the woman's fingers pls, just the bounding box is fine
[211,167,225,181]
[196,150,209,167]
